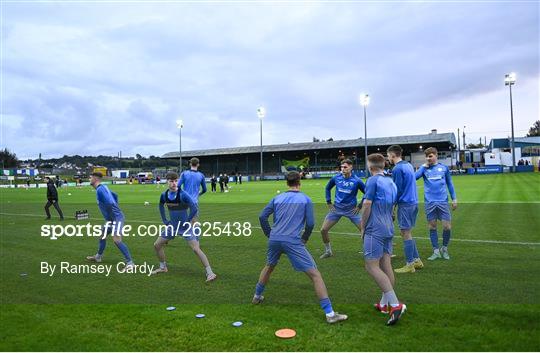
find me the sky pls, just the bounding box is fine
[1,1,538,160]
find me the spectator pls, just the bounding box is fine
[219,174,224,193]
[44,177,64,220]
[210,175,217,192]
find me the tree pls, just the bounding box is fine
[1,148,19,168]
[527,120,540,137]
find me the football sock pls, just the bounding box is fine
[324,243,332,252]
[97,239,106,255]
[205,266,214,276]
[412,239,420,259]
[319,297,335,316]
[384,290,399,306]
[160,262,167,269]
[442,229,451,247]
[115,242,132,262]
[404,239,415,264]
[429,229,439,249]
[379,293,387,306]
[255,282,265,297]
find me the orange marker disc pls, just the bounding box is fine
[275,328,296,339]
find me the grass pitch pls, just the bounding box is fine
[1,173,539,351]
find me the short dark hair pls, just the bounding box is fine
[424,147,438,156]
[91,172,103,178]
[367,153,385,170]
[341,159,353,166]
[286,171,301,187]
[387,145,403,157]
[190,157,199,166]
[165,172,179,180]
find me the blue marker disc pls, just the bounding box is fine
[166,306,176,311]
[196,314,205,318]
[232,321,243,327]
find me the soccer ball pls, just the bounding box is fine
[276,190,281,194]
[144,201,149,206]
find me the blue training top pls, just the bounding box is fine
[259,190,315,243]
[363,174,397,238]
[96,184,123,221]
[392,160,418,204]
[415,163,456,202]
[325,173,366,208]
[159,189,198,227]
[179,169,207,202]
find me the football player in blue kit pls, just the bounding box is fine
[386,145,424,273]
[86,172,134,270]
[320,159,365,258]
[415,147,457,260]
[179,157,207,205]
[361,153,406,325]
[252,171,348,324]
[151,172,216,282]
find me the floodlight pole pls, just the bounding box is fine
[176,119,183,172]
[457,128,461,159]
[257,107,266,181]
[505,73,517,172]
[509,83,516,173]
[360,93,370,178]
[260,117,263,180]
[363,105,368,177]
[179,127,182,171]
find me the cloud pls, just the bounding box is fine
[1,2,538,159]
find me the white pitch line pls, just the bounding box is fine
[325,230,540,246]
[451,201,540,204]
[1,212,539,247]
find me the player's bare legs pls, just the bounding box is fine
[365,258,393,293]
[305,268,348,323]
[320,218,338,258]
[188,240,216,281]
[257,264,275,286]
[151,237,169,275]
[380,253,395,287]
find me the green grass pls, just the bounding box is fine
[1,173,540,351]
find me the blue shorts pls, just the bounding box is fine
[425,202,451,222]
[103,219,125,236]
[160,224,199,242]
[363,235,393,260]
[267,240,317,272]
[397,203,418,230]
[325,204,361,225]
